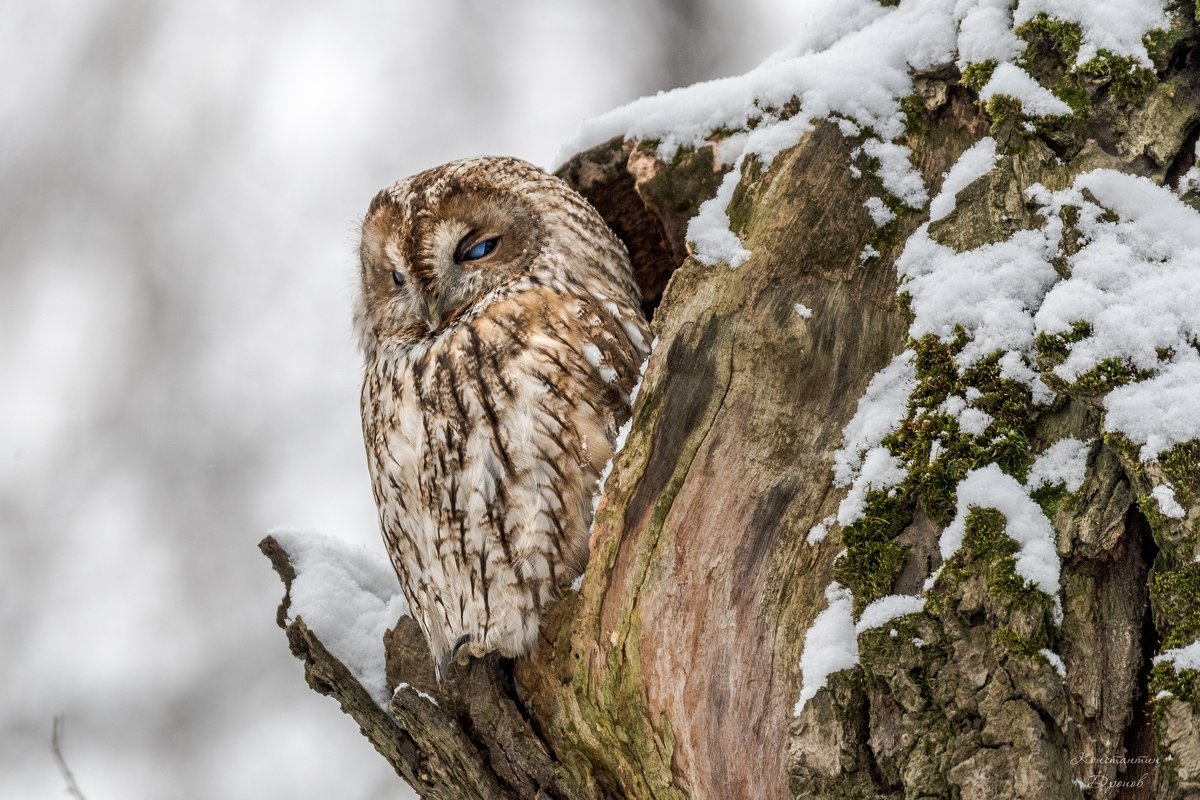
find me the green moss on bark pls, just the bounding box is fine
[1078,50,1157,104]
[1016,15,1083,66]
[834,333,1042,614]
[1153,564,1200,650]
[1152,662,1200,705]
[1143,22,1188,71]
[960,60,997,92]
[983,94,1027,125]
[1035,322,1092,369]
[1159,440,1200,506]
[942,508,1057,614]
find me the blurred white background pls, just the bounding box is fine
[0,1,828,797]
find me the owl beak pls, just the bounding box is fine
[419,294,442,331]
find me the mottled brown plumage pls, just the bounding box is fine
[355,157,650,673]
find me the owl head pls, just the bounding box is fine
[355,156,626,354]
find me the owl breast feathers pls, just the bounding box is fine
[355,156,650,673]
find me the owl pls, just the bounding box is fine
[355,156,650,675]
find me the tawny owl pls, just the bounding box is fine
[355,156,650,674]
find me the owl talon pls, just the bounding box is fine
[437,634,474,679]
[451,633,472,657]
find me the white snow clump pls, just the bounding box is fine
[270,528,409,708]
[795,582,858,715]
[939,464,1061,602]
[1027,438,1092,493]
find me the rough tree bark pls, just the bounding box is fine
[264,10,1200,799]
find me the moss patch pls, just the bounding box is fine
[962,509,1030,599]
[834,494,912,613]
[835,334,1041,612]
[1153,564,1200,650]
[1152,662,1200,705]
[1030,482,1072,519]
[887,337,1036,524]
[1158,440,1200,506]
[994,624,1046,658]
[983,94,1027,125]
[1016,14,1083,67]
[1037,324,1156,396]
[1070,357,1155,394]
[960,60,998,93]
[1003,13,1170,126]
[1035,322,1092,366]
[1078,50,1157,105]
[1143,24,1188,71]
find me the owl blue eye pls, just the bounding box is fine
[460,236,500,262]
[392,270,405,286]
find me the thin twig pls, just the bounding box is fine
[51,715,88,800]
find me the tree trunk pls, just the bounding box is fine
[263,7,1200,798]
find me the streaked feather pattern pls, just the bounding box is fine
[355,157,649,670]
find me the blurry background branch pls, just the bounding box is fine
[51,716,88,800]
